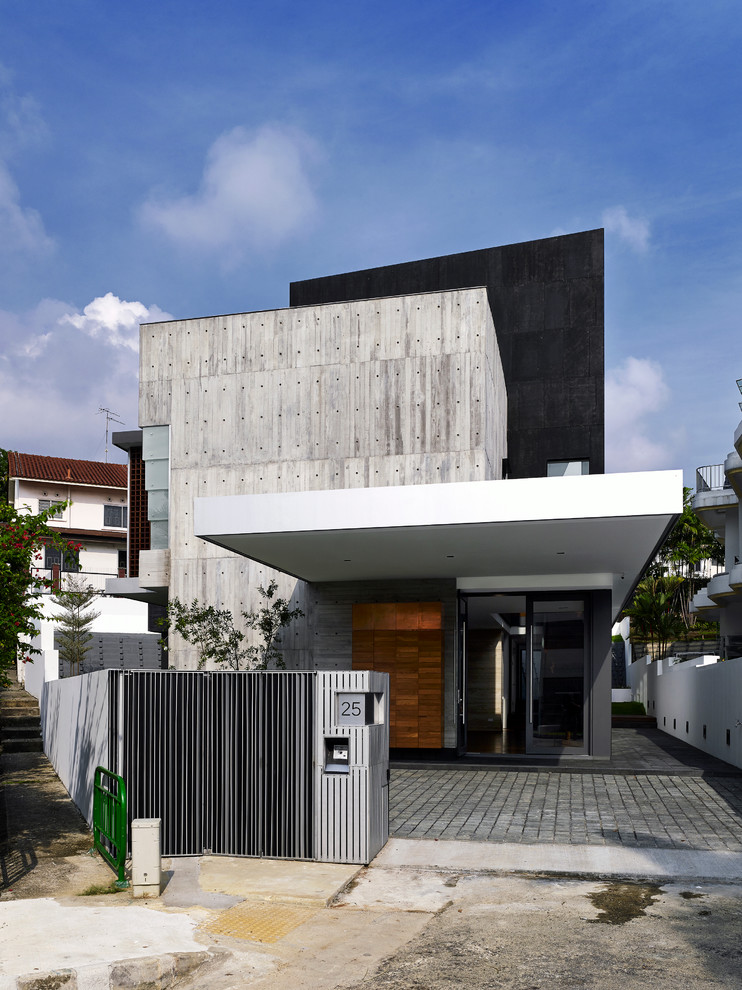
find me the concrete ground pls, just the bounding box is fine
[2,715,742,989]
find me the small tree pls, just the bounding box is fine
[162,581,304,671]
[51,576,101,675]
[163,599,249,670]
[650,487,724,633]
[622,574,685,661]
[241,580,304,670]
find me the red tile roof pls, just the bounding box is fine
[8,452,127,489]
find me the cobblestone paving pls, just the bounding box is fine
[389,769,742,849]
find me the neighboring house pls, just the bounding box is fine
[690,412,742,659]
[626,392,742,770]
[6,451,163,693]
[107,230,682,760]
[7,451,129,592]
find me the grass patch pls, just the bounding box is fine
[612,701,646,716]
[79,880,120,896]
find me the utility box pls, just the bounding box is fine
[131,818,161,898]
[316,671,389,865]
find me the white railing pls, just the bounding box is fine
[696,463,731,492]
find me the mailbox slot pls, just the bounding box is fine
[324,736,350,774]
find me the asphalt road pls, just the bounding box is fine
[343,871,742,990]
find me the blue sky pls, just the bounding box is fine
[1,0,740,485]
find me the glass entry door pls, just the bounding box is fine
[527,598,587,754]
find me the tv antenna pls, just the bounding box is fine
[97,406,124,462]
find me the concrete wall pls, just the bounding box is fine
[290,229,604,480]
[41,670,112,824]
[629,655,742,769]
[139,287,506,670]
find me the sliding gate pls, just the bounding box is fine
[106,669,388,863]
[111,671,314,858]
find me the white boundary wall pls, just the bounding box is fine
[19,596,152,700]
[629,655,742,769]
[41,670,111,825]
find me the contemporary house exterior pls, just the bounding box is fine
[108,230,682,760]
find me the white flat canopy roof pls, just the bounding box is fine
[194,471,682,616]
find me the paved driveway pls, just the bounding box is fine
[389,729,742,850]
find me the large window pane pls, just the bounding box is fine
[531,599,585,748]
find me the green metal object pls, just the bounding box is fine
[93,766,128,887]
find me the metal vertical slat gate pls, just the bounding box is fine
[111,670,315,858]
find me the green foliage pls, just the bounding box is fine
[649,487,724,632]
[51,576,101,675]
[163,599,249,670]
[242,580,305,670]
[623,574,685,660]
[0,448,8,503]
[611,701,647,716]
[162,580,304,671]
[79,881,120,896]
[623,488,723,658]
[0,453,80,686]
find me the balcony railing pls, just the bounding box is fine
[33,568,119,594]
[696,463,733,493]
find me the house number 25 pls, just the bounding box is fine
[336,693,369,725]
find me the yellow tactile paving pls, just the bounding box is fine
[200,900,320,943]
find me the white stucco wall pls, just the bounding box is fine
[14,479,127,533]
[629,655,742,769]
[41,670,112,824]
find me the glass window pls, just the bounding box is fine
[38,499,65,519]
[44,546,79,571]
[104,504,128,527]
[531,599,585,749]
[546,460,590,477]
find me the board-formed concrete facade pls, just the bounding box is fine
[136,286,506,686]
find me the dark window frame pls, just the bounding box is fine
[44,545,80,572]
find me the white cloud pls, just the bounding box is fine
[605,356,673,471]
[139,124,319,260]
[0,162,54,255]
[602,205,650,253]
[0,66,52,257]
[0,63,48,154]
[61,293,173,351]
[0,293,171,459]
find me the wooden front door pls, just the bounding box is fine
[352,602,443,748]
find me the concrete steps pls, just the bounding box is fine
[0,679,43,753]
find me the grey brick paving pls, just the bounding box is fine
[389,768,742,849]
[389,730,742,850]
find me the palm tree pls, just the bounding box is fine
[623,575,685,660]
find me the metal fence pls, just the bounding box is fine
[696,463,732,493]
[33,568,117,594]
[101,669,388,864]
[93,766,128,885]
